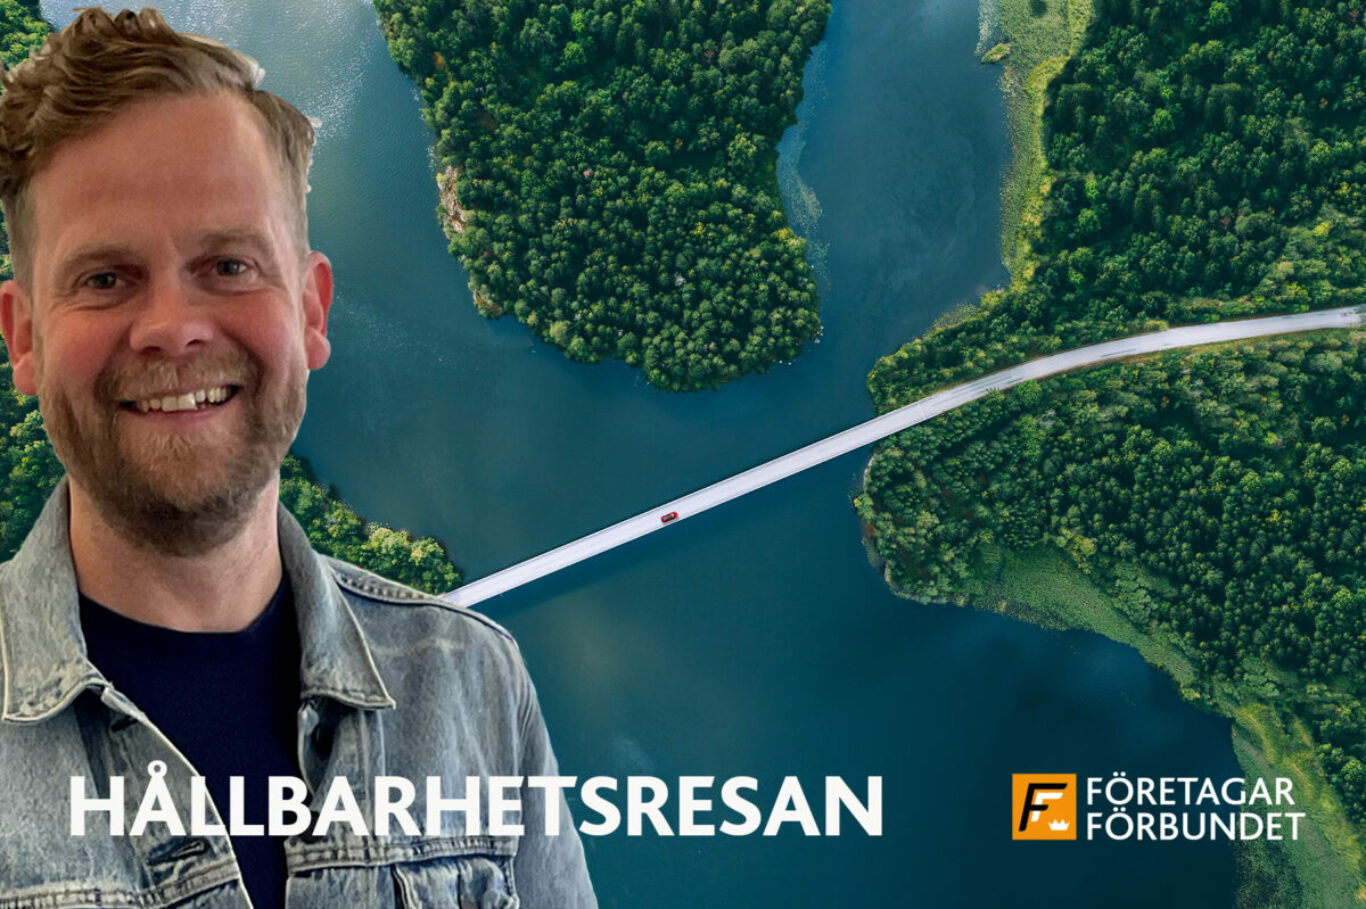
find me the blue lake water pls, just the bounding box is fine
[42,0,1242,903]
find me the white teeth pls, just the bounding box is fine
[132,385,231,413]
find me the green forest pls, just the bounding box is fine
[859,0,1366,898]
[0,1,460,596]
[373,0,828,390]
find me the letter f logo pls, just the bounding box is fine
[1019,783,1066,830]
[1012,774,1076,840]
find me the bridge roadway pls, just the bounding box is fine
[444,305,1365,607]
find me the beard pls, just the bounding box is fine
[38,347,305,557]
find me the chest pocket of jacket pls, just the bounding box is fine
[392,853,518,909]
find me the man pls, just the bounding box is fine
[0,8,596,907]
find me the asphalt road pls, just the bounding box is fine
[444,305,1365,607]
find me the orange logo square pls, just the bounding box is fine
[1012,774,1077,840]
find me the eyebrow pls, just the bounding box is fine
[52,228,279,279]
[199,228,286,276]
[194,228,275,255]
[53,243,130,280]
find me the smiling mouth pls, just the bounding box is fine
[120,385,240,414]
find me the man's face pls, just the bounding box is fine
[0,92,332,554]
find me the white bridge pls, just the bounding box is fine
[444,305,1365,607]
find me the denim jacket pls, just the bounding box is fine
[0,480,597,908]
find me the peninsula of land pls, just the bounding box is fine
[373,0,829,391]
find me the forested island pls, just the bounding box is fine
[0,0,460,596]
[372,0,828,391]
[859,0,1366,902]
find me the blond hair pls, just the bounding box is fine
[0,7,316,283]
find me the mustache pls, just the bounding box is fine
[93,350,262,404]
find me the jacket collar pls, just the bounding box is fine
[277,498,395,711]
[0,477,394,724]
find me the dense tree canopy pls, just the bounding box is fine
[374,0,828,390]
[860,0,1366,840]
[872,0,1366,408]
[0,0,43,66]
[279,456,460,593]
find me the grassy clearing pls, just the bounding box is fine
[980,0,1091,274]
[957,545,1197,688]
[906,544,1365,906]
[1233,706,1366,907]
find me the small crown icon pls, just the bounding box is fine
[1048,819,1070,831]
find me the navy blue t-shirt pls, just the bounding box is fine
[80,577,299,909]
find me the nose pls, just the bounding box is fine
[126,276,213,357]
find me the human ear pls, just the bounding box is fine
[0,279,37,395]
[301,251,333,370]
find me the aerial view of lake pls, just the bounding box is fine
[41,0,1244,903]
